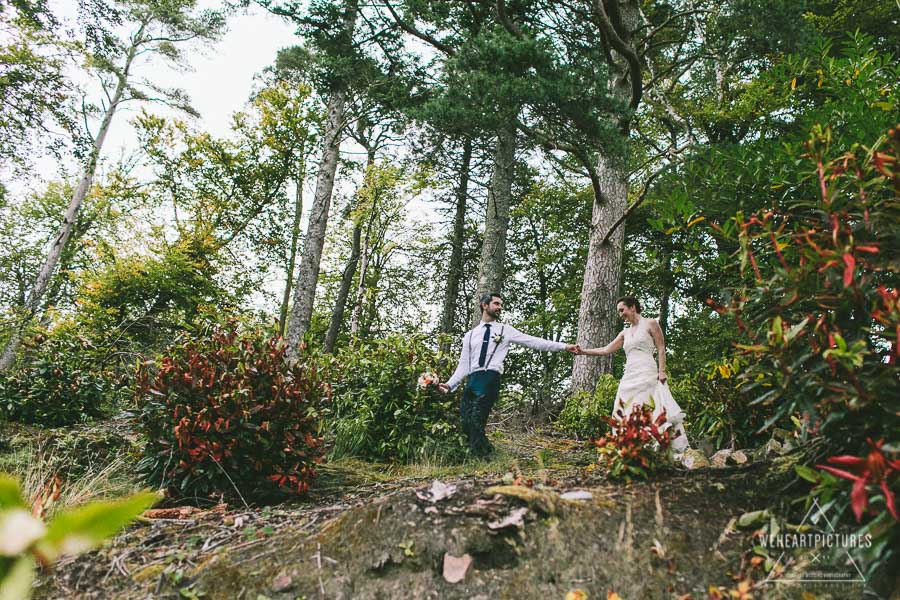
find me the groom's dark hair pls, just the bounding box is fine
[616,296,641,312]
[479,292,502,310]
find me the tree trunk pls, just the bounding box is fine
[323,220,361,352]
[471,120,517,325]
[324,149,375,353]
[439,137,472,351]
[349,181,378,336]
[284,7,357,355]
[570,0,642,392]
[0,48,135,371]
[279,166,306,337]
[570,154,628,389]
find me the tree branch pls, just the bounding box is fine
[383,1,455,56]
[592,0,642,110]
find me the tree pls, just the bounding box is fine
[0,0,72,171]
[282,0,361,353]
[0,0,224,370]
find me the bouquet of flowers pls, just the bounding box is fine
[417,371,440,390]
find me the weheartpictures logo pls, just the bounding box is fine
[763,498,867,587]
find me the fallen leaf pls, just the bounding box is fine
[416,480,458,503]
[608,592,623,600]
[565,590,587,600]
[488,507,528,530]
[271,574,293,592]
[442,553,472,583]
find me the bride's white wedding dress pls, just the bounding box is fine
[614,317,690,453]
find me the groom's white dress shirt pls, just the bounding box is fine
[444,321,567,391]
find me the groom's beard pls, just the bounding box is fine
[487,308,501,320]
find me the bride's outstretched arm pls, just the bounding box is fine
[648,318,667,382]
[580,332,624,356]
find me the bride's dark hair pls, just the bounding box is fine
[616,296,641,313]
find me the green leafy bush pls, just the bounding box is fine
[329,335,463,462]
[137,317,330,499]
[0,332,120,427]
[681,358,766,450]
[716,125,899,448]
[0,474,158,600]
[555,375,617,439]
[556,375,698,441]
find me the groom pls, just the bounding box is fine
[438,293,579,457]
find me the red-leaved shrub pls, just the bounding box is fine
[594,406,674,480]
[136,317,330,499]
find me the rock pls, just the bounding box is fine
[696,437,716,456]
[680,449,710,469]
[560,490,593,501]
[710,449,732,468]
[442,553,472,583]
[730,450,749,465]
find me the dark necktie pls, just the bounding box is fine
[478,323,492,367]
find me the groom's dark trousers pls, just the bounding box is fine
[460,370,501,457]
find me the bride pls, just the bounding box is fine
[577,296,689,453]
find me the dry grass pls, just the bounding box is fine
[1,426,144,520]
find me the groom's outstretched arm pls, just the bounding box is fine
[506,325,570,352]
[442,332,470,392]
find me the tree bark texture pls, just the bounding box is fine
[439,137,472,350]
[324,220,361,352]
[471,121,517,326]
[571,155,627,389]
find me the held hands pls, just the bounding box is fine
[658,372,668,384]
[566,344,582,354]
[437,383,450,394]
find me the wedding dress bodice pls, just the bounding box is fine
[623,318,655,358]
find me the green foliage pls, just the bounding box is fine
[556,375,699,443]
[137,316,330,500]
[710,125,900,576]
[717,125,899,444]
[555,375,617,439]
[0,473,158,600]
[680,358,766,450]
[0,3,71,170]
[0,330,120,427]
[505,179,591,411]
[329,335,463,462]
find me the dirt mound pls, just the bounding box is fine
[40,461,774,599]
